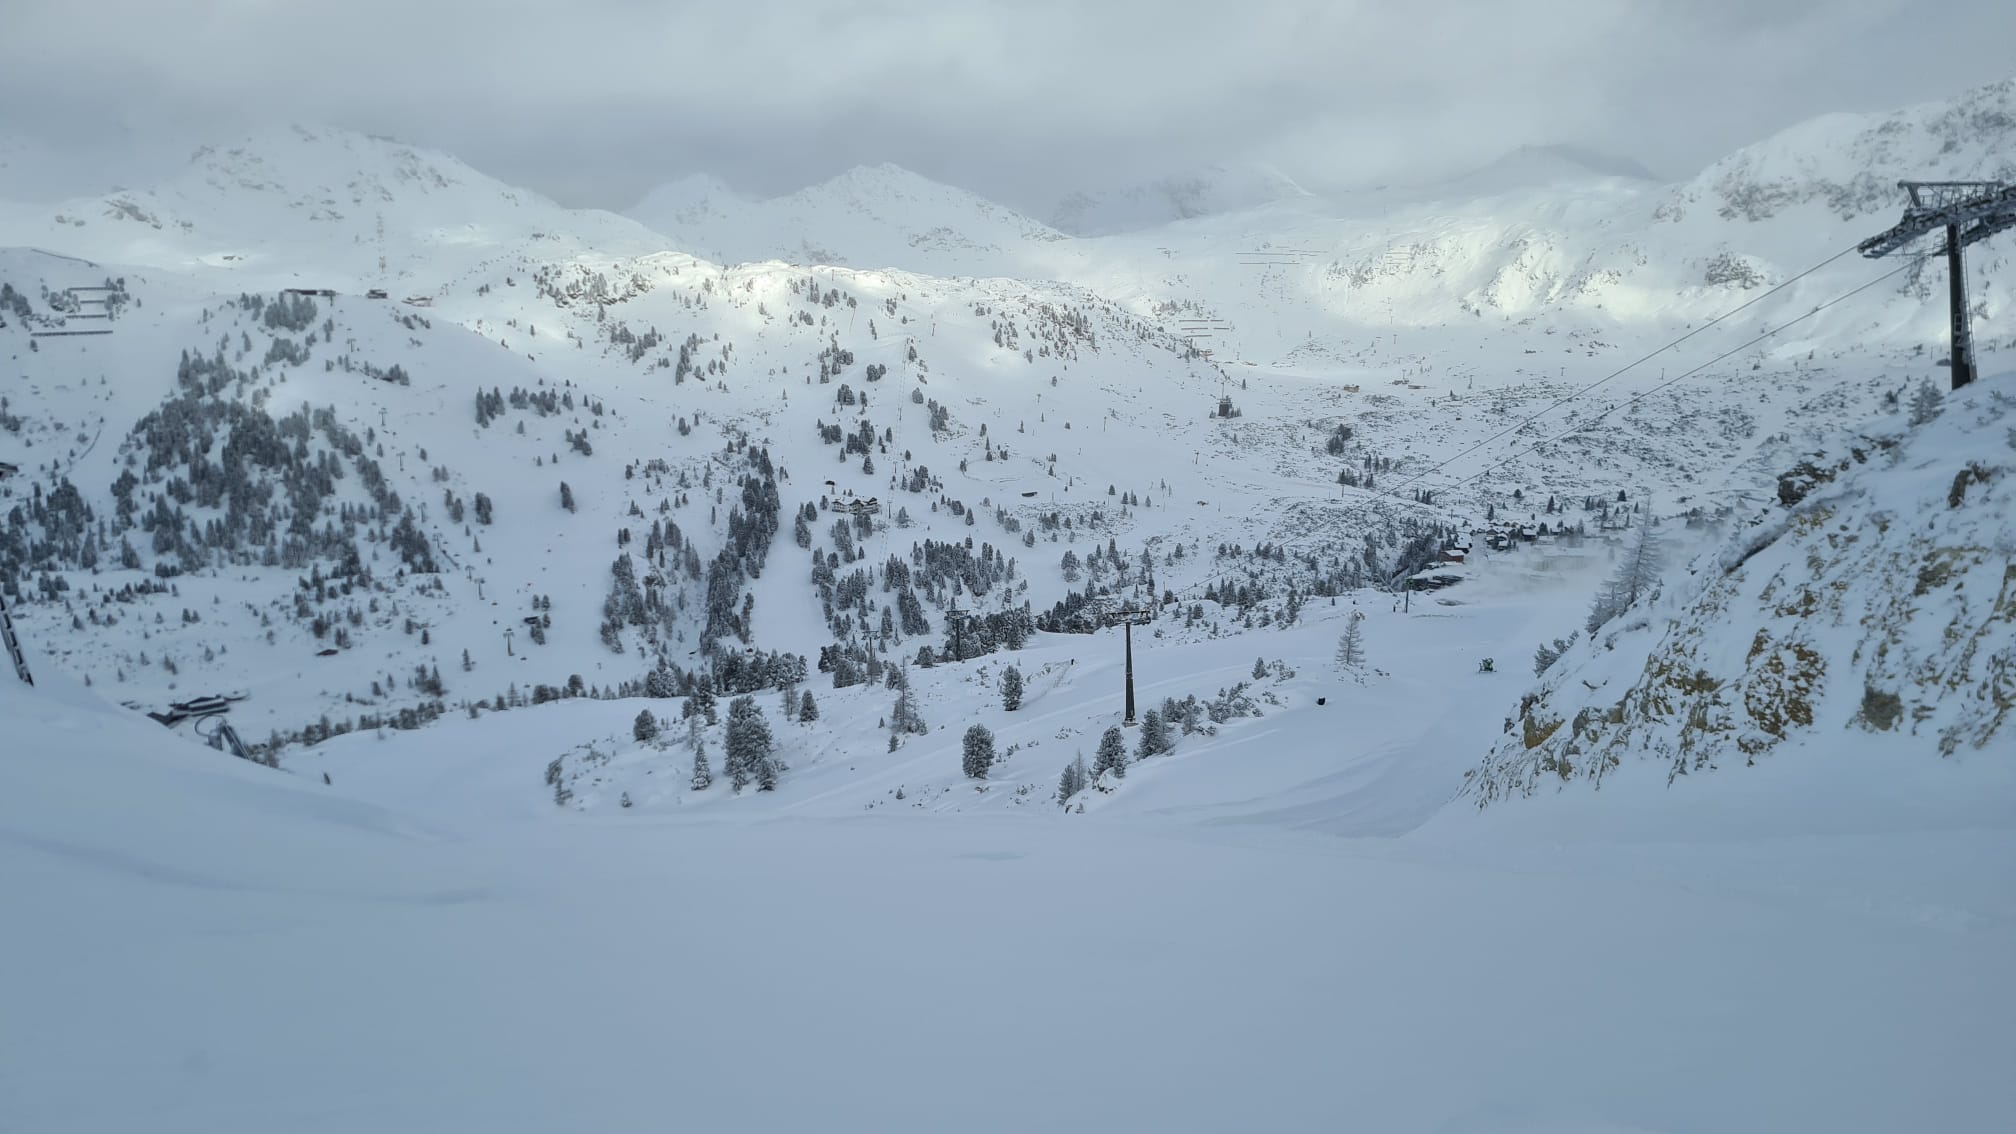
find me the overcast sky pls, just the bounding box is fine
[1,0,2011,214]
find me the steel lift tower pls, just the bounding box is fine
[1100,606,1154,726]
[1859,180,2016,391]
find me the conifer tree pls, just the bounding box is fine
[1587,521,1661,635]
[1000,664,1024,711]
[1909,379,1945,426]
[1057,754,1091,803]
[961,724,996,779]
[798,689,819,722]
[1533,632,1577,677]
[724,695,774,791]
[1092,726,1127,780]
[891,680,927,737]
[688,715,711,789]
[1335,617,1366,672]
[684,680,718,725]
[633,709,659,743]
[1136,709,1171,759]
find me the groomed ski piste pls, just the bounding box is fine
[3,80,2015,1134]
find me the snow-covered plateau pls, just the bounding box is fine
[2,80,2012,1134]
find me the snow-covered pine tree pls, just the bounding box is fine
[1335,616,1365,672]
[1000,664,1023,711]
[1056,753,1091,803]
[633,709,659,743]
[1136,709,1171,759]
[1909,379,1945,426]
[688,716,711,790]
[891,680,927,737]
[1533,632,1577,676]
[724,696,774,791]
[1586,521,1661,635]
[961,724,996,779]
[1092,726,1127,780]
[799,689,819,722]
[684,680,718,725]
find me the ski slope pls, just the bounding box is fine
[6,643,2013,1133]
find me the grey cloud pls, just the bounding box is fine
[0,0,2010,213]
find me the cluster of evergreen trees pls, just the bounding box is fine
[1052,682,1268,806]
[6,360,438,587]
[473,384,582,427]
[634,649,808,702]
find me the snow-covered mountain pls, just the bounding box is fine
[0,124,668,289]
[1664,78,2016,226]
[1435,143,1659,198]
[628,162,1067,275]
[623,78,2016,372]
[1048,162,1315,236]
[3,79,2012,762]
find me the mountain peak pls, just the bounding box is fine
[629,161,1062,270]
[1676,75,2016,224]
[791,162,999,209]
[1049,162,1313,235]
[176,123,492,204]
[1441,143,1659,197]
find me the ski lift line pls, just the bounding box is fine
[1399,242,1864,495]
[1435,256,1925,501]
[1160,251,1922,606]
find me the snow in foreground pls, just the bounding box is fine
[4,662,2012,1134]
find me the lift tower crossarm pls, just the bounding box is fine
[1859,179,2015,391]
[1857,181,2016,258]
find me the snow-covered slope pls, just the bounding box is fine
[0,124,669,289]
[1470,376,2015,804]
[6,641,2013,1134]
